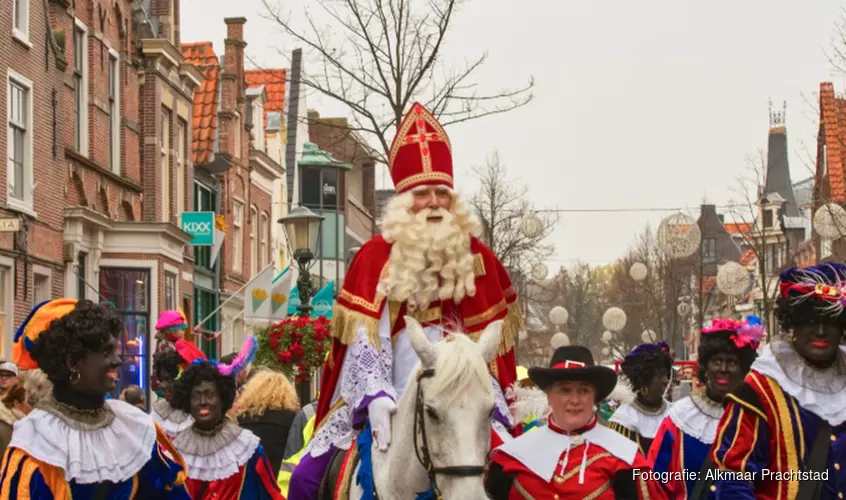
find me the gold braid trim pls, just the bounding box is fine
[332,303,381,349]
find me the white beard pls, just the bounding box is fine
[377,204,478,312]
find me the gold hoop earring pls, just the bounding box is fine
[69,369,81,384]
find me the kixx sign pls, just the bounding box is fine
[180,212,215,246]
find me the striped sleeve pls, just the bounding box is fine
[0,448,57,499]
[710,400,768,499]
[647,417,684,497]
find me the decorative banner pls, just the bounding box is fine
[311,281,335,319]
[270,267,293,321]
[244,265,275,321]
[210,228,226,265]
[286,281,335,319]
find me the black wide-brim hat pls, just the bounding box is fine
[528,345,618,401]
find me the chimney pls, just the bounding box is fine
[223,17,247,105]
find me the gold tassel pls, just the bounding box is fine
[473,253,486,277]
[331,303,381,349]
[499,300,525,355]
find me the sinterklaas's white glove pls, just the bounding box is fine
[368,397,397,452]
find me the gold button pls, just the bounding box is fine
[711,485,717,492]
[836,463,841,471]
[838,493,843,499]
[832,435,837,442]
[554,495,559,500]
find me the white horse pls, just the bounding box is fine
[343,315,501,500]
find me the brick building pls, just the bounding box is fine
[2,0,204,397]
[0,0,69,359]
[183,18,286,356]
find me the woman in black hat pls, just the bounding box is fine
[485,345,667,500]
[607,341,674,454]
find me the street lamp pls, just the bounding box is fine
[278,205,324,315]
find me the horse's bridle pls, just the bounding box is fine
[412,368,488,498]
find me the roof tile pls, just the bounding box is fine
[182,42,220,165]
[724,222,751,234]
[245,69,287,131]
[820,82,846,202]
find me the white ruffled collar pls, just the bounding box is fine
[172,420,260,482]
[668,395,722,444]
[752,341,846,426]
[608,400,672,438]
[152,398,194,436]
[9,399,157,484]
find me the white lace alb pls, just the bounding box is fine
[9,399,157,484]
[752,341,846,426]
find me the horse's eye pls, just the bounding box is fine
[425,406,438,421]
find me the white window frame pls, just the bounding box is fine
[260,212,268,269]
[176,118,186,215]
[108,49,120,174]
[161,107,171,222]
[249,206,258,277]
[12,0,31,46]
[7,69,35,216]
[0,256,13,359]
[164,268,178,311]
[73,20,89,156]
[232,200,244,273]
[234,112,242,158]
[33,264,52,304]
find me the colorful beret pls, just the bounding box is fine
[13,299,79,370]
[702,315,766,350]
[156,310,187,332]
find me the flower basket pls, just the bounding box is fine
[254,315,332,383]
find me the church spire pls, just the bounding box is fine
[763,99,798,217]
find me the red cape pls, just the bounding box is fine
[315,235,522,429]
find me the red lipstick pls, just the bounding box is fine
[811,340,830,348]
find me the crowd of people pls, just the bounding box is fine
[0,101,842,499]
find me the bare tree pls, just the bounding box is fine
[560,262,613,349]
[724,153,798,334]
[470,152,557,278]
[259,0,534,162]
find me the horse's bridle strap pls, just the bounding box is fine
[413,367,487,497]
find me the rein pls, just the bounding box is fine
[412,368,487,499]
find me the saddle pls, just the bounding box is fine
[319,445,367,500]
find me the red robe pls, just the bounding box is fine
[488,416,667,500]
[314,235,522,430]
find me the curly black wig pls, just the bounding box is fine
[620,346,673,391]
[775,263,846,334]
[153,350,183,382]
[697,330,758,382]
[775,294,846,332]
[171,361,237,415]
[30,300,122,385]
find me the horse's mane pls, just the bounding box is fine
[421,332,493,405]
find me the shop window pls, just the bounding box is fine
[99,268,150,402]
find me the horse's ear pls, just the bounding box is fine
[404,315,437,368]
[477,320,503,363]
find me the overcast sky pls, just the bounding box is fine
[181,0,846,269]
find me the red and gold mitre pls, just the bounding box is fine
[389,103,453,194]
